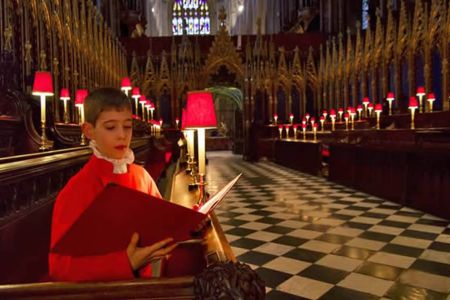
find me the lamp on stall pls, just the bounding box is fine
[408,96,418,129]
[139,95,147,121]
[131,87,140,116]
[416,86,425,113]
[284,125,290,139]
[302,123,306,140]
[293,124,298,140]
[278,125,283,139]
[145,100,151,123]
[330,109,336,131]
[75,89,88,145]
[386,92,395,116]
[357,105,363,120]
[344,112,349,131]
[338,107,344,121]
[182,108,196,175]
[273,113,278,125]
[32,71,54,151]
[349,107,356,130]
[363,97,370,117]
[367,103,374,118]
[320,116,325,132]
[120,77,132,96]
[149,102,155,120]
[322,109,328,120]
[60,88,71,124]
[375,104,383,130]
[305,113,310,124]
[427,93,435,113]
[310,117,315,129]
[313,123,318,142]
[184,91,217,204]
[289,113,294,125]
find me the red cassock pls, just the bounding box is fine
[49,155,161,282]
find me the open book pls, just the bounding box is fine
[52,173,242,257]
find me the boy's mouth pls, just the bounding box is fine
[114,145,127,150]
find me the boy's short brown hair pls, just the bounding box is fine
[84,87,131,126]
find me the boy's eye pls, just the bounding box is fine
[105,126,115,130]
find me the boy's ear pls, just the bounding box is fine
[82,122,94,140]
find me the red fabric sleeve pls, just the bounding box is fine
[49,250,134,282]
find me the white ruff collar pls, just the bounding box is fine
[89,140,135,174]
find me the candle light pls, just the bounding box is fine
[427,93,435,113]
[330,109,336,131]
[409,96,418,129]
[386,92,395,116]
[416,86,425,113]
[375,104,382,130]
[278,125,283,139]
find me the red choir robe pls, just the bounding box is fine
[49,155,162,282]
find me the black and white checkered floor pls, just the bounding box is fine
[206,151,450,300]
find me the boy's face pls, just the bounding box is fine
[83,108,133,159]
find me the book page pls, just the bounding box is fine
[198,173,242,214]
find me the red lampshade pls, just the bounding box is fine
[131,87,141,97]
[184,91,217,129]
[139,95,147,103]
[302,123,306,129]
[149,102,155,110]
[278,125,283,130]
[320,116,325,121]
[357,105,363,111]
[409,96,419,108]
[293,124,298,129]
[284,125,290,129]
[322,110,327,116]
[368,103,374,109]
[60,88,70,100]
[302,118,306,124]
[387,92,395,100]
[310,117,315,123]
[416,86,425,96]
[338,108,344,113]
[75,89,88,106]
[145,100,151,107]
[363,97,370,104]
[313,123,318,128]
[306,113,310,118]
[427,93,436,101]
[375,104,383,112]
[330,109,336,117]
[289,113,294,118]
[32,71,54,96]
[344,113,349,119]
[121,77,132,90]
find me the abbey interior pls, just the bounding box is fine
[0,0,449,299]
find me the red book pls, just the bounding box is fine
[52,174,241,257]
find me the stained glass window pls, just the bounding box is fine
[172,0,210,35]
[362,0,369,30]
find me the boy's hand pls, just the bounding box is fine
[126,233,177,271]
